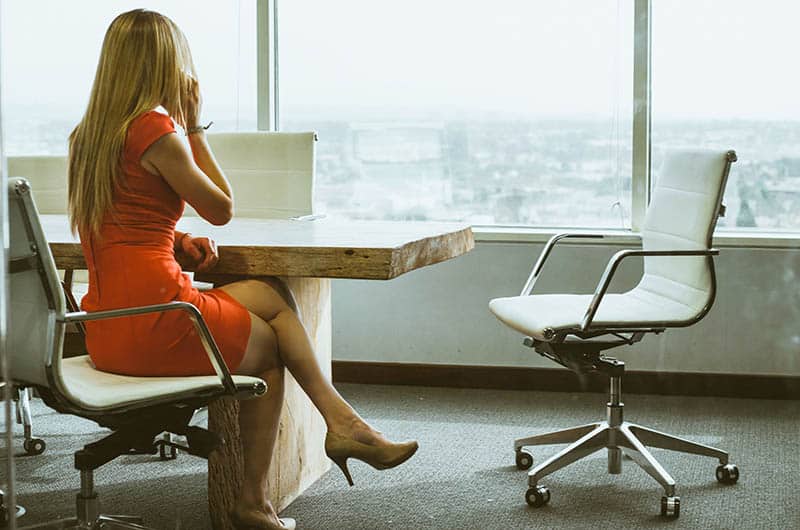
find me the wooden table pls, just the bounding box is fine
[42,215,474,529]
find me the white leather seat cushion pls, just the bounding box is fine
[489,284,703,340]
[61,356,264,410]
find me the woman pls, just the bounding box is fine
[68,9,417,530]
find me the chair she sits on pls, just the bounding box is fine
[6,156,74,457]
[7,177,266,530]
[489,149,740,519]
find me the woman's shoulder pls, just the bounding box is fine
[129,109,175,135]
[125,110,177,161]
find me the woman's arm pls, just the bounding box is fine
[141,133,233,225]
[141,77,233,226]
[187,130,233,199]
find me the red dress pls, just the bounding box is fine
[80,111,250,376]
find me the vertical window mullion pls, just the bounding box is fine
[257,0,277,131]
[631,0,652,231]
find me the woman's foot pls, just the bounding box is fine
[328,416,397,447]
[325,416,418,486]
[230,502,296,530]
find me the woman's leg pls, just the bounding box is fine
[220,278,382,442]
[231,311,287,528]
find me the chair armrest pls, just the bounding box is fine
[60,301,237,395]
[580,248,720,331]
[520,233,612,296]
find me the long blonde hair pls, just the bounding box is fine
[68,9,196,236]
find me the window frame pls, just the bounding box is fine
[261,0,800,245]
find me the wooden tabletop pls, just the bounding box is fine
[42,215,475,280]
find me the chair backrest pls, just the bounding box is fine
[7,155,68,213]
[200,131,316,219]
[638,149,736,315]
[7,178,67,389]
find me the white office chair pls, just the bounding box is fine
[6,156,75,456]
[204,131,316,219]
[8,177,266,529]
[489,149,740,518]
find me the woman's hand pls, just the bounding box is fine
[182,75,203,131]
[176,234,219,272]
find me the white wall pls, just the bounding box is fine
[331,240,800,376]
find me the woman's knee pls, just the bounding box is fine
[219,277,298,324]
[255,277,298,314]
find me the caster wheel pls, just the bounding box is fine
[716,464,739,485]
[158,443,178,460]
[23,438,45,456]
[525,486,550,508]
[0,503,26,526]
[515,450,533,470]
[660,495,680,518]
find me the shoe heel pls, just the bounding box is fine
[331,456,355,487]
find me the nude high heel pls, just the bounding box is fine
[324,431,419,487]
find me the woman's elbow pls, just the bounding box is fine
[208,200,234,226]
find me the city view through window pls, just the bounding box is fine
[278,0,800,231]
[2,1,799,232]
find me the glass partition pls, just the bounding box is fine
[0,0,18,525]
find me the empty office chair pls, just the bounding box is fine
[205,131,317,219]
[7,177,266,529]
[489,150,739,518]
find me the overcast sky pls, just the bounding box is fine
[1,0,799,121]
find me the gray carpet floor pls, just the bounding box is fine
[2,384,798,530]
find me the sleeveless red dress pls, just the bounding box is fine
[80,111,250,376]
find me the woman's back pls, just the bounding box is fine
[79,110,249,376]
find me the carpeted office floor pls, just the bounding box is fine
[2,384,798,530]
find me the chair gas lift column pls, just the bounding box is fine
[490,150,740,518]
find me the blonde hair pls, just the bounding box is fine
[68,9,196,236]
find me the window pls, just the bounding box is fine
[652,0,800,231]
[279,0,634,227]
[1,0,256,156]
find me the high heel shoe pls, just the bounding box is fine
[325,431,419,487]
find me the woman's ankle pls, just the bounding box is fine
[234,490,275,515]
[327,416,389,445]
[231,499,281,527]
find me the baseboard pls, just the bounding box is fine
[332,361,800,400]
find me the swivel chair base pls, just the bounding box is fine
[18,469,153,530]
[0,489,27,527]
[18,409,221,530]
[514,361,739,518]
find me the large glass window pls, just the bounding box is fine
[1,0,256,156]
[652,0,800,231]
[279,0,634,227]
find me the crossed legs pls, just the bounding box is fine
[219,278,387,529]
